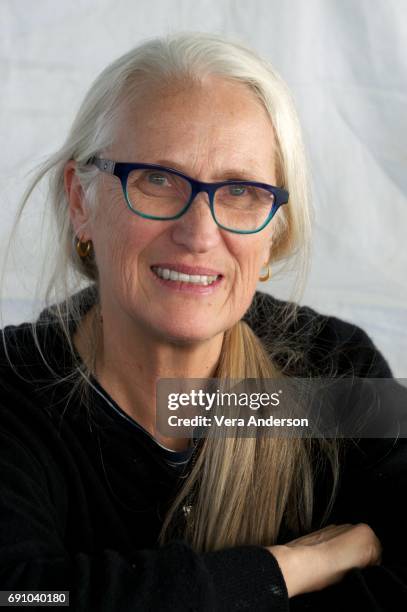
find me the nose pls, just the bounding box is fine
[170,190,222,252]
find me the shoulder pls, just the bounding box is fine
[243,290,393,378]
[0,318,61,377]
[0,285,97,366]
[0,309,76,425]
[0,315,82,473]
[0,286,96,377]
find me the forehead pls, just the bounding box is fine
[111,76,276,175]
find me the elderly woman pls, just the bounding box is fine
[1,32,406,611]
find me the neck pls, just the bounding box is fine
[73,303,224,451]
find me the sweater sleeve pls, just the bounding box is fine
[289,324,407,611]
[0,428,289,612]
[289,435,407,612]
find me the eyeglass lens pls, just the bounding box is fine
[125,168,275,232]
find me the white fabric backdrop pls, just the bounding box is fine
[0,0,406,375]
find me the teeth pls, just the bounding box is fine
[152,267,219,285]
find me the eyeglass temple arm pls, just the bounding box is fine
[87,156,116,175]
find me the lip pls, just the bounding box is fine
[150,263,223,276]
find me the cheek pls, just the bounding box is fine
[229,236,268,283]
[224,238,267,316]
[92,210,135,281]
[103,217,170,295]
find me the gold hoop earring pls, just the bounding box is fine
[259,262,272,282]
[76,237,92,259]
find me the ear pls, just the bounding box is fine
[64,160,92,240]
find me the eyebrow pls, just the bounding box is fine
[154,159,264,182]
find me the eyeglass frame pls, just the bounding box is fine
[86,156,289,235]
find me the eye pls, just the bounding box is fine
[228,185,247,196]
[147,172,170,185]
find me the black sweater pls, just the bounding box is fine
[0,288,406,611]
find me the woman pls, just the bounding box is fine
[0,32,406,611]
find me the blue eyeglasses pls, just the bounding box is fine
[86,156,289,235]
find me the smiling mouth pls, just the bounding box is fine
[151,266,221,286]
